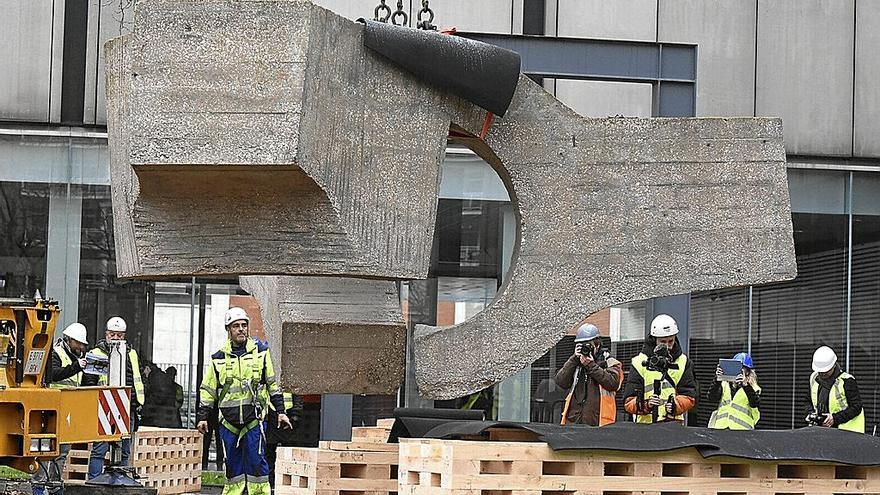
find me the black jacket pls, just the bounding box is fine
[141,365,182,428]
[47,340,83,385]
[265,394,303,445]
[622,337,699,405]
[805,365,863,427]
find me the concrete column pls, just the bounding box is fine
[45,184,82,335]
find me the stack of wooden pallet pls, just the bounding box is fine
[351,419,395,444]
[397,438,880,495]
[132,427,202,494]
[61,427,202,495]
[61,443,92,483]
[276,420,398,495]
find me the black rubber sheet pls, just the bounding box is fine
[359,20,521,116]
[390,414,880,466]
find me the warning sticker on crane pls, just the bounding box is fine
[98,388,130,436]
[24,350,46,375]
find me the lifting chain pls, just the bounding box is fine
[416,0,436,30]
[390,0,408,26]
[373,0,391,22]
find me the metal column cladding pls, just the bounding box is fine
[459,32,697,117]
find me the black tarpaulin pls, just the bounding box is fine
[390,418,880,466]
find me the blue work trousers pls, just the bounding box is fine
[87,436,131,480]
[219,421,270,495]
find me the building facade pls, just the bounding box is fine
[1,0,878,438]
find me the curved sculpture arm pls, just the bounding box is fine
[414,76,796,399]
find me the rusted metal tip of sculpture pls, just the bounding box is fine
[106,0,797,398]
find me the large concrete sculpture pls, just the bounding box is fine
[239,276,405,394]
[106,0,797,398]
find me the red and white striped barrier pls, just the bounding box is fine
[97,388,130,436]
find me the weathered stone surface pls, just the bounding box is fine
[109,0,470,279]
[412,77,797,398]
[108,1,797,398]
[240,276,405,395]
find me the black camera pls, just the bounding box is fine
[806,412,825,426]
[576,342,591,357]
[644,344,673,372]
[576,342,607,363]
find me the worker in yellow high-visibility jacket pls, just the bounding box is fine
[33,323,89,495]
[805,346,864,433]
[83,316,145,480]
[708,353,760,430]
[197,307,292,495]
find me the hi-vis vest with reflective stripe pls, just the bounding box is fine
[49,341,80,389]
[810,371,865,433]
[200,337,282,427]
[260,390,294,418]
[708,381,760,430]
[630,353,688,423]
[94,347,145,405]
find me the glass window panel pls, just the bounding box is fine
[434,199,504,279]
[606,300,647,423]
[439,152,510,202]
[853,171,880,215]
[752,211,848,429]
[0,181,49,298]
[688,287,749,427]
[787,168,847,214]
[78,184,153,355]
[849,171,880,433]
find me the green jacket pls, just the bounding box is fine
[198,337,284,427]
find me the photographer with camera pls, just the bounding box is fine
[555,323,623,426]
[707,353,760,430]
[623,314,697,423]
[804,346,864,433]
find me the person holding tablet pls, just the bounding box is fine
[707,352,760,430]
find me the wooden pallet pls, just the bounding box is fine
[276,441,399,495]
[398,438,880,495]
[132,427,202,494]
[62,443,92,483]
[61,428,202,495]
[352,426,393,444]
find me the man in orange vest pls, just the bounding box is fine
[555,323,623,426]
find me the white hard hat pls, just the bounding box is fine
[650,314,679,338]
[224,307,250,326]
[62,323,88,345]
[812,346,838,373]
[106,316,127,332]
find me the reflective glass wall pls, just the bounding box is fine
[689,168,880,431]
[0,181,49,298]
